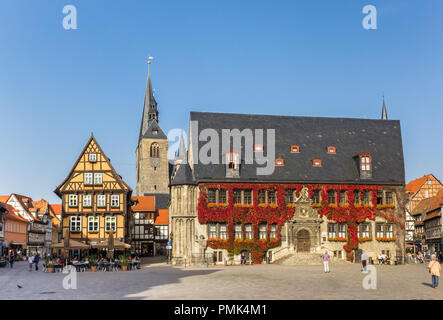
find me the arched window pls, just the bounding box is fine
[150,142,160,158]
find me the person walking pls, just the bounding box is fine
[28,255,34,272]
[428,255,441,289]
[361,251,368,273]
[34,252,40,271]
[322,250,330,273]
[9,251,15,268]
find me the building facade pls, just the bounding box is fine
[170,107,406,265]
[405,174,443,248]
[54,134,132,258]
[130,196,169,256]
[0,202,29,255]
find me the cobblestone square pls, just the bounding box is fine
[0,258,442,300]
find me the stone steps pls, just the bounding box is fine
[274,253,350,266]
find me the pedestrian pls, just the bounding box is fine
[240,252,246,265]
[34,252,40,271]
[428,255,441,289]
[361,250,368,273]
[28,255,34,271]
[9,251,15,268]
[322,250,330,273]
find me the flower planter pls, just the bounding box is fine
[121,265,127,271]
[47,268,53,273]
[91,266,96,272]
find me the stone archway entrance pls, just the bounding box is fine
[297,230,311,252]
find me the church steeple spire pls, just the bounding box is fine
[381,94,388,120]
[139,59,159,141]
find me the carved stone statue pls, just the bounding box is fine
[197,235,207,261]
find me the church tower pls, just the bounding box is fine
[136,63,169,196]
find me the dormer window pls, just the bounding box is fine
[313,159,322,167]
[291,145,300,153]
[357,153,372,179]
[226,151,239,170]
[254,144,263,152]
[88,153,97,163]
[327,146,336,154]
[275,158,285,167]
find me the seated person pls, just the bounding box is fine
[378,254,383,264]
[72,257,79,265]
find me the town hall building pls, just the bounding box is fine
[169,101,406,265]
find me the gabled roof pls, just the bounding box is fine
[141,120,167,140]
[0,195,10,203]
[9,193,38,221]
[411,197,433,215]
[54,134,132,197]
[131,196,156,212]
[49,204,62,216]
[406,174,433,194]
[171,163,196,186]
[189,111,405,185]
[0,202,29,224]
[428,189,443,213]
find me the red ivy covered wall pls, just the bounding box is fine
[198,183,404,264]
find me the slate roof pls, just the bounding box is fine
[141,120,167,140]
[143,193,170,210]
[185,111,405,185]
[171,163,196,186]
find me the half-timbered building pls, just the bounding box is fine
[54,135,132,258]
[170,103,406,265]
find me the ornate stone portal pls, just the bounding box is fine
[289,187,322,253]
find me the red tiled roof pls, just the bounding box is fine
[411,197,432,215]
[0,202,29,224]
[155,209,169,225]
[49,204,62,215]
[428,189,443,212]
[0,195,10,203]
[131,196,155,212]
[406,175,431,194]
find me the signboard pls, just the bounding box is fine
[167,241,172,247]
[166,246,172,249]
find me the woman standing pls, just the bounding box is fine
[428,255,441,289]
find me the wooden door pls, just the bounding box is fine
[297,230,310,252]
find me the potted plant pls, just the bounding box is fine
[46,259,54,273]
[119,255,129,271]
[227,252,234,266]
[89,255,97,272]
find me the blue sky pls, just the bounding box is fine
[0,0,442,203]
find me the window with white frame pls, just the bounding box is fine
[97,195,106,208]
[88,153,97,162]
[219,223,227,239]
[360,156,371,171]
[259,224,267,239]
[84,173,93,185]
[245,224,253,239]
[338,223,346,238]
[270,224,277,238]
[328,223,337,238]
[83,194,92,207]
[105,216,116,232]
[110,195,120,208]
[94,173,103,185]
[386,224,393,238]
[235,224,242,239]
[69,194,78,207]
[208,223,217,238]
[70,216,82,232]
[376,223,384,238]
[88,216,99,233]
[359,223,370,238]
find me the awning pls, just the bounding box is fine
[51,239,91,249]
[405,244,416,248]
[90,239,131,249]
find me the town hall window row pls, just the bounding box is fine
[68,194,120,208]
[208,222,278,240]
[69,215,116,233]
[206,188,396,206]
